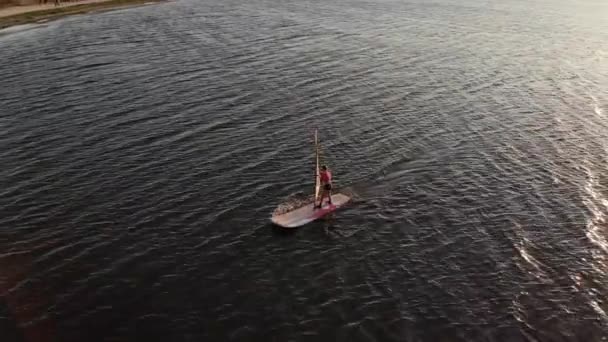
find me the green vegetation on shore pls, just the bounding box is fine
[0,0,161,29]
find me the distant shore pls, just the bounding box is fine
[0,0,164,29]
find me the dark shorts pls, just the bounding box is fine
[324,183,332,191]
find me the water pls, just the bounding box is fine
[1,0,607,340]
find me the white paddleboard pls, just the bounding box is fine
[271,193,350,228]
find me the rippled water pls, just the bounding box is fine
[1,0,608,340]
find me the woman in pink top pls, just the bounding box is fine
[317,165,333,208]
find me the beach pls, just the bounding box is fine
[0,0,111,18]
[0,0,161,28]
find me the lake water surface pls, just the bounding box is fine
[1,0,608,340]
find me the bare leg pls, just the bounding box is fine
[315,189,323,209]
[318,189,326,208]
[321,188,332,206]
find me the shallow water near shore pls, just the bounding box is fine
[1,0,608,340]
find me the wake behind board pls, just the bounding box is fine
[271,193,350,228]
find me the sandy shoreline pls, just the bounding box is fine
[0,0,163,29]
[0,0,113,18]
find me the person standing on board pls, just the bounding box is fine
[317,165,333,208]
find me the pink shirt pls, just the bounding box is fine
[320,170,332,184]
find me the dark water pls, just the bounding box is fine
[1,0,608,340]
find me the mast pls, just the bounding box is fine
[314,130,320,202]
